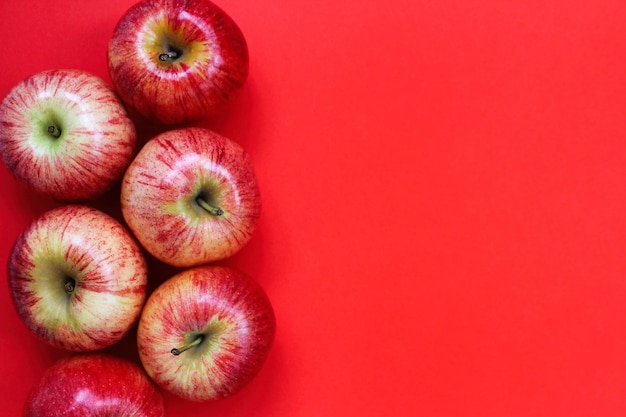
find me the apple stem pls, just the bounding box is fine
[64,278,76,294]
[47,125,62,138]
[196,197,224,216]
[159,50,179,62]
[171,335,204,356]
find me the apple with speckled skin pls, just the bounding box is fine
[107,0,249,124]
[0,69,136,201]
[121,127,260,267]
[7,205,148,352]
[137,265,275,401]
[23,353,166,417]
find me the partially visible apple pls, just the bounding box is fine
[107,0,249,124]
[23,353,166,417]
[121,127,260,267]
[137,265,275,402]
[0,69,136,201]
[7,205,148,352]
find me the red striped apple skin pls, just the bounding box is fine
[137,266,275,402]
[7,205,148,352]
[121,127,261,267]
[0,69,136,201]
[23,354,166,417]
[107,0,249,124]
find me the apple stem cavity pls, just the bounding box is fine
[47,125,62,138]
[196,196,224,217]
[171,335,204,356]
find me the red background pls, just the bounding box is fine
[2,0,626,415]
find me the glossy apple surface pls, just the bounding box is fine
[137,265,275,402]
[0,69,136,201]
[7,205,148,352]
[107,0,249,124]
[23,353,166,417]
[121,127,260,267]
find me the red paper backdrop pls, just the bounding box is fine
[2,0,626,415]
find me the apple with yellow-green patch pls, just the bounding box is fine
[107,0,249,124]
[0,69,137,201]
[120,127,261,267]
[7,205,148,352]
[137,265,275,401]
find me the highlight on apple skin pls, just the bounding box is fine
[0,69,137,201]
[121,127,261,267]
[7,205,148,352]
[137,265,276,402]
[107,0,249,124]
[23,353,167,417]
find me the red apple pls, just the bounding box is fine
[23,353,166,417]
[0,69,136,201]
[107,0,249,124]
[137,265,275,401]
[121,127,260,267]
[7,205,148,352]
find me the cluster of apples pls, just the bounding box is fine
[0,0,275,415]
